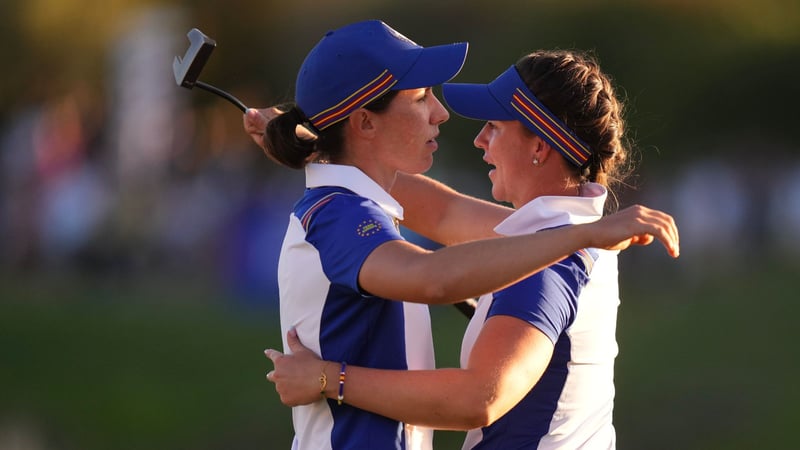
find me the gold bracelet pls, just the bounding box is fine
[319,370,328,397]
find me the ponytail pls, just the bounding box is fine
[264,105,318,169]
[263,90,399,169]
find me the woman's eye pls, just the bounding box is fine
[418,88,433,102]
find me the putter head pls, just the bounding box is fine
[173,28,217,88]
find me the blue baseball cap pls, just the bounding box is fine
[296,20,468,131]
[443,66,592,167]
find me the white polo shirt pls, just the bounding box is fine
[460,183,620,449]
[278,163,434,450]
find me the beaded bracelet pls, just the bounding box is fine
[337,361,347,405]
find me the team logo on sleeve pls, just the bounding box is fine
[356,219,383,237]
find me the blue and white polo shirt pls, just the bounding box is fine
[278,163,434,450]
[460,183,620,449]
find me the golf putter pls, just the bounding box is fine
[173,28,248,112]
[174,29,477,320]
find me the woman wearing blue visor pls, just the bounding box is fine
[260,48,669,449]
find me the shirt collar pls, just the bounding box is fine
[494,182,607,236]
[305,163,404,220]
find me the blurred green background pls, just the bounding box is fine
[1,0,799,449]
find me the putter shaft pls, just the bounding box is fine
[195,81,247,112]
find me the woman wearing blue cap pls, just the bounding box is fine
[249,20,678,450]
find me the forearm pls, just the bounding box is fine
[363,204,680,304]
[321,364,492,430]
[361,224,591,304]
[266,320,553,429]
[391,173,511,245]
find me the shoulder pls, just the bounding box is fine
[298,188,401,243]
[505,249,598,296]
[296,186,358,212]
[296,187,369,230]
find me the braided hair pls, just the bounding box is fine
[515,50,634,211]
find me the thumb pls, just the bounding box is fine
[286,327,304,353]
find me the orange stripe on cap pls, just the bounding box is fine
[511,90,591,166]
[310,70,397,130]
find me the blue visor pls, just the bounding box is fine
[443,66,592,166]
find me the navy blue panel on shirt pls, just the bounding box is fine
[299,187,403,293]
[476,253,591,448]
[294,186,410,448]
[487,254,589,343]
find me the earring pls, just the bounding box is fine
[533,158,539,166]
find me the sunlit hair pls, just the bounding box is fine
[515,50,634,211]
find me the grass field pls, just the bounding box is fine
[1,260,798,449]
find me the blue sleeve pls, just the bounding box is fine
[304,194,403,293]
[487,255,589,344]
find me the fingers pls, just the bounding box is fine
[264,350,279,384]
[244,107,286,150]
[627,205,680,258]
[592,205,680,258]
[632,234,655,246]
[264,348,283,363]
[243,109,266,150]
[641,206,679,257]
[243,108,267,133]
[243,107,283,129]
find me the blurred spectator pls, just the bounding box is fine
[0,3,796,308]
[663,159,751,279]
[1,105,41,268]
[768,164,800,257]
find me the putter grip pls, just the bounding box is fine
[453,299,477,319]
[195,81,248,113]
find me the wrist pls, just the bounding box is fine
[319,360,347,404]
[564,222,592,250]
[322,361,337,398]
[336,361,347,405]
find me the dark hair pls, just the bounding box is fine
[515,50,634,210]
[264,91,400,169]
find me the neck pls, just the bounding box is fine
[335,156,397,194]
[514,176,582,207]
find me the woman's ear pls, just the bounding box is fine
[348,109,377,138]
[531,137,554,164]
